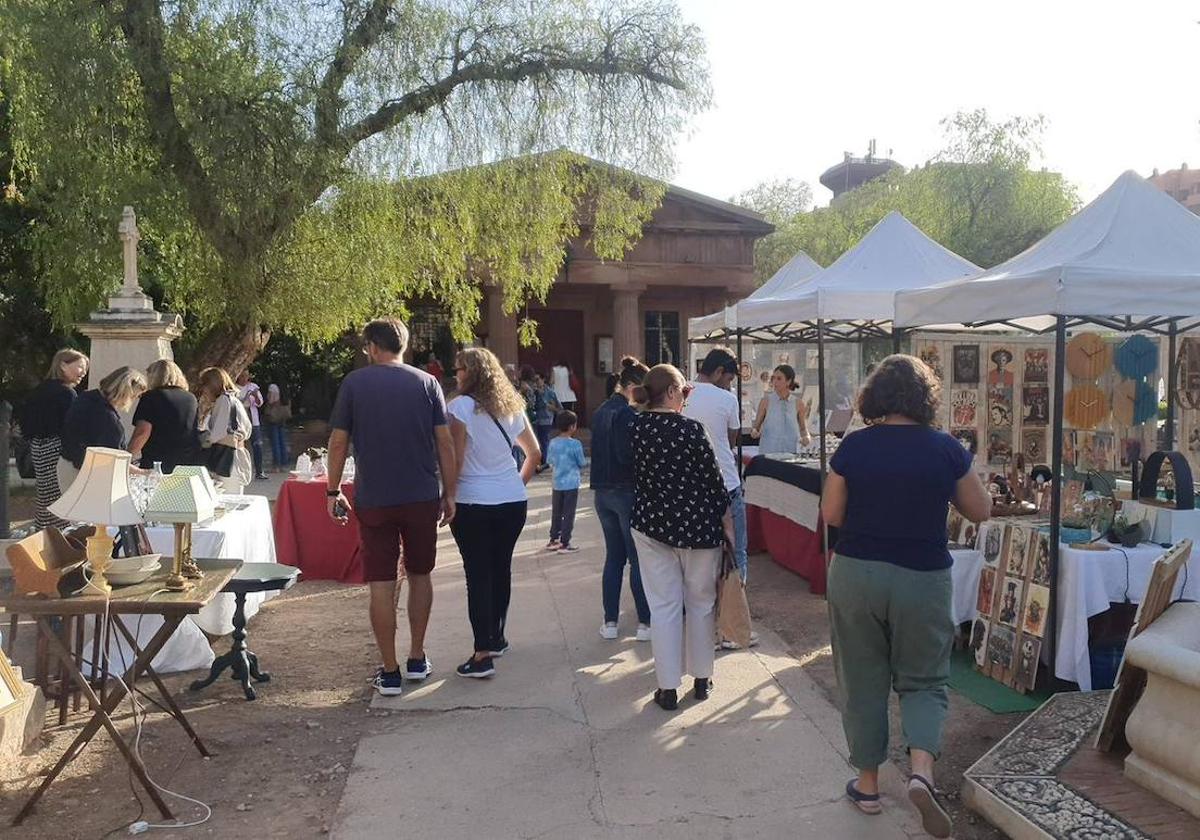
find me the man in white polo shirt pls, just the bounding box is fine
[683,348,749,582]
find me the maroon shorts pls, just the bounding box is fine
[356,500,440,581]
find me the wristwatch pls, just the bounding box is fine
[327,488,340,497]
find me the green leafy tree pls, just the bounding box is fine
[741,110,1080,280]
[3,0,709,373]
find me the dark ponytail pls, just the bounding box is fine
[617,355,649,389]
[775,364,799,391]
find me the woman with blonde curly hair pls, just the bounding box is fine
[447,347,541,678]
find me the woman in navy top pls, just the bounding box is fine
[821,355,989,837]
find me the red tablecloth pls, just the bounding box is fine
[746,503,828,595]
[273,479,364,583]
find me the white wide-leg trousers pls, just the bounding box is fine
[632,529,720,690]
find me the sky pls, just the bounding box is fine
[670,0,1200,207]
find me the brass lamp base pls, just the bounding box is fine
[168,523,196,592]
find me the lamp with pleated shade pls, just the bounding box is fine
[48,447,142,594]
[145,473,215,591]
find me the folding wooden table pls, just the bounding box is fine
[2,558,240,825]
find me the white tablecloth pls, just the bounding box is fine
[94,495,278,675]
[951,541,1200,691]
[949,549,985,625]
[743,474,820,530]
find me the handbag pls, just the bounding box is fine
[14,435,35,479]
[715,542,753,649]
[488,412,524,468]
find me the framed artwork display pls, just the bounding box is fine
[987,384,1014,428]
[987,429,1013,465]
[998,577,1024,628]
[1004,526,1031,577]
[953,428,978,454]
[977,568,998,615]
[918,343,944,381]
[953,345,980,384]
[1022,385,1050,426]
[951,390,978,427]
[1023,585,1050,638]
[1023,428,1046,463]
[980,523,1003,566]
[1030,532,1051,586]
[986,345,1015,388]
[1014,638,1042,692]
[971,618,991,668]
[1024,348,1049,383]
[987,625,1016,669]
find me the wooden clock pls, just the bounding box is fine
[1064,383,1109,429]
[1066,333,1112,380]
[1114,335,1158,379]
[1112,379,1157,427]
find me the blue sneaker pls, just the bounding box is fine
[371,667,403,696]
[404,656,433,681]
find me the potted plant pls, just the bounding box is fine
[1109,514,1144,548]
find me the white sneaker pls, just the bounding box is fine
[635,624,652,642]
[599,622,619,640]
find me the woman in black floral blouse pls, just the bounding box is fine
[630,364,733,710]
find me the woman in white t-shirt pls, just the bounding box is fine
[447,348,541,678]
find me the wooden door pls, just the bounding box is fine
[519,308,587,423]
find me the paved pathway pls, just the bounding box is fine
[328,479,934,838]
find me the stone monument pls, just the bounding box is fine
[77,207,184,384]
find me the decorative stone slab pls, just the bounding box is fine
[964,691,1152,839]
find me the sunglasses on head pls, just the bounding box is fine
[681,384,694,400]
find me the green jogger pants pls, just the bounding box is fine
[827,553,955,770]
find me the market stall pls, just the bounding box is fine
[896,170,1200,688]
[742,454,828,592]
[690,212,980,578]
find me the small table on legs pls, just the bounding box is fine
[190,563,300,701]
[1,559,241,826]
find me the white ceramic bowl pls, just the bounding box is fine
[99,554,162,586]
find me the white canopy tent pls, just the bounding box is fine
[895,171,1200,332]
[696,211,980,342]
[688,250,822,338]
[895,170,1200,688]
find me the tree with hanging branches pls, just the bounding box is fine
[2,0,710,372]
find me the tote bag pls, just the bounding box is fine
[715,544,753,648]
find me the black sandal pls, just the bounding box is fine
[845,779,882,815]
[693,678,712,701]
[653,688,678,710]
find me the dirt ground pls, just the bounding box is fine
[747,557,1016,840]
[1,581,380,838]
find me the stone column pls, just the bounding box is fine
[77,207,183,386]
[486,285,520,367]
[613,286,644,363]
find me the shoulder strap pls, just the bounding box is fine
[487,411,515,448]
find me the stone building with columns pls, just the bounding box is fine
[408,180,773,423]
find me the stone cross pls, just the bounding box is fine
[117,206,141,294]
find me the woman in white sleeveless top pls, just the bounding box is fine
[551,363,577,411]
[750,364,811,454]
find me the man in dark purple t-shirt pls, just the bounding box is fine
[326,317,458,697]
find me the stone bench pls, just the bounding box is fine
[1124,601,1200,817]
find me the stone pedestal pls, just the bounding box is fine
[77,207,184,386]
[0,662,46,761]
[1123,601,1200,818]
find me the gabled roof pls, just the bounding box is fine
[895,170,1200,328]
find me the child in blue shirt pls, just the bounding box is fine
[545,410,588,553]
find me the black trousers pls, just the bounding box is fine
[450,501,528,653]
[550,489,579,546]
